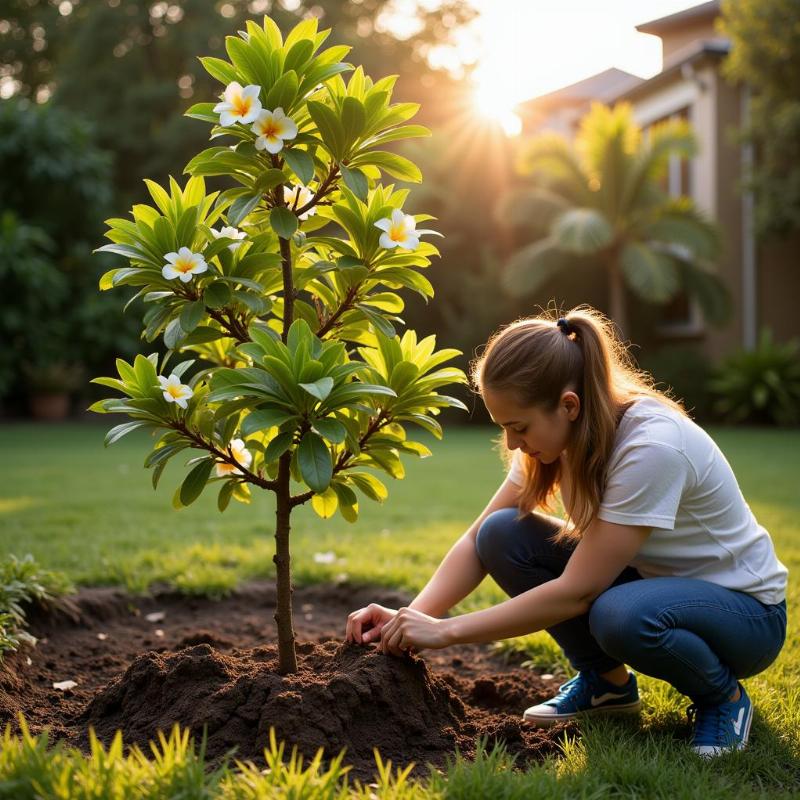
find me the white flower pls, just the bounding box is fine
[374,208,420,250]
[251,107,298,154]
[162,247,208,282]
[211,225,247,251]
[283,184,316,219]
[215,438,253,477]
[157,374,193,409]
[213,82,262,127]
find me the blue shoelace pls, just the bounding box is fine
[550,672,596,707]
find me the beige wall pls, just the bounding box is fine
[658,18,720,63]
[758,233,800,344]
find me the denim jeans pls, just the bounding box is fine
[474,507,788,706]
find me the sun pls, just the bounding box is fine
[472,64,523,137]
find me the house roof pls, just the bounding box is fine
[518,68,644,112]
[608,37,730,103]
[636,1,720,36]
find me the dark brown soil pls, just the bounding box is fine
[0,581,576,783]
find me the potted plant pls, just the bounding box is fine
[90,15,466,674]
[24,360,84,421]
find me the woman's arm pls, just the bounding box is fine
[407,477,522,619]
[443,517,651,645]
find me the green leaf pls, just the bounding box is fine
[179,459,214,506]
[341,96,366,146]
[270,206,299,239]
[200,56,238,85]
[311,417,347,443]
[104,421,151,447]
[348,471,388,502]
[307,100,345,159]
[283,148,315,184]
[265,70,299,112]
[350,150,421,183]
[340,165,368,201]
[164,318,185,350]
[241,408,297,435]
[298,431,333,492]
[180,301,205,333]
[218,481,235,512]
[182,326,228,345]
[228,193,262,227]
[203,281,232,309]
[299,377,334,402]
[263,431,294,463]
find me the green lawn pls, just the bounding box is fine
[1,421,798,798]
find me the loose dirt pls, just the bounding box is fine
[0,581,576,783]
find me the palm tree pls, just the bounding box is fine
[500,102,730,337]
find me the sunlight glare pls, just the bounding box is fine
[473,66,523,136]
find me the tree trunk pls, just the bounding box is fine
[607,256,628,341]
[273,450,298,674]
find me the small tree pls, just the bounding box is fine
[90,16,467,674]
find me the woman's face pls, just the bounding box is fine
[482,387,581,465]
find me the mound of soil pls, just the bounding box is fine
[0,581,576,783]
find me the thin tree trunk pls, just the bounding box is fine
[274,451,297,674]
[274,208,297,674]
[607,256,628,341]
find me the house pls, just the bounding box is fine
[517,1,800,361]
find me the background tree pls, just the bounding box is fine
[499,102,731,338]
[0,0,475,208]
[719,0,800,239]
[91,16,467,673]
[0,99,139,410]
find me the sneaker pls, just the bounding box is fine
[522,669,641,727]
[687,681,753,758]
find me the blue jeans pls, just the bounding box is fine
[475,508,788,706]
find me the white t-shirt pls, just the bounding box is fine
[507,397,788,605]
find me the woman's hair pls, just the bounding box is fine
[469,305,688,544]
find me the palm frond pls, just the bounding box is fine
[494,186,570,231]
[551,208,614,255]
[516,132,594,207]
[622,118,697,211]
[620,241,681,302]
[502,237,585,296]
[645,197,722,261]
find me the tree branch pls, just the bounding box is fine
[172,419,278,491]
[289,410,392,507]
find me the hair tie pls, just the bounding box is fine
[556,317,572,336]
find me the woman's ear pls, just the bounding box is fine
[562,390,581,422]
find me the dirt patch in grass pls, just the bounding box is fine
[0,581,575,783]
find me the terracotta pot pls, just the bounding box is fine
[29,393,70,420]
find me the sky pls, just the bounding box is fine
[430,0,712,132]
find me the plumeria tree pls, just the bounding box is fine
[90,16,467,674]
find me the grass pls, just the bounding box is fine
[0,420,798,797]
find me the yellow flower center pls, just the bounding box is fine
[260,120,280,138]
[167,385,184,399]
[232,96,252,117]
[389,225,406,242]
[175,258,194,273]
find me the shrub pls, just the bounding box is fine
[709,328,800,426]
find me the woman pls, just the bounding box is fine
[345,307,788,757]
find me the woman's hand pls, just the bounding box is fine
[378,607,453,657]
[345,603,398,645]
